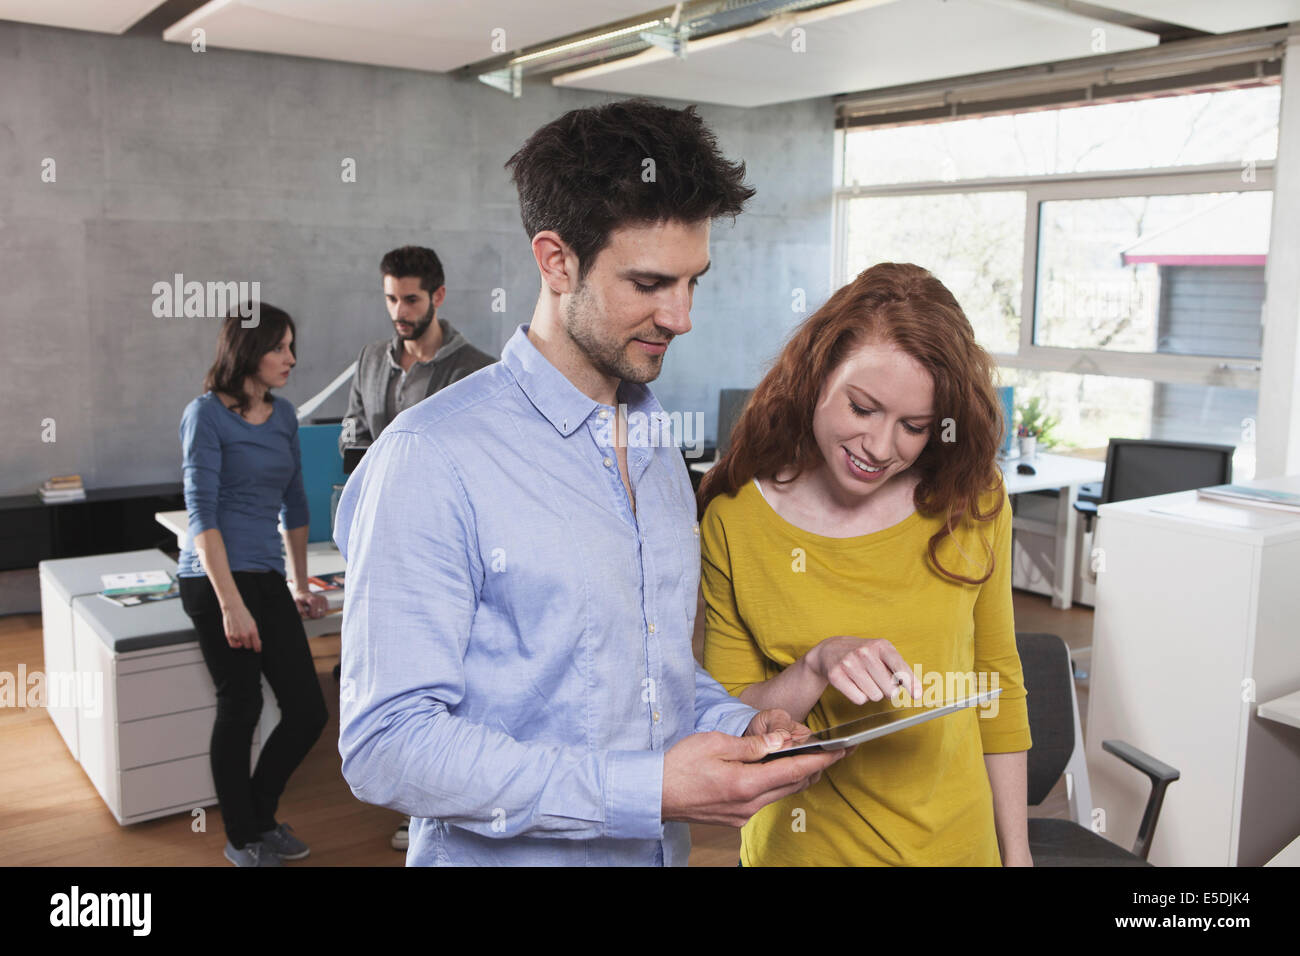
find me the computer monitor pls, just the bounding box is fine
[717,389,753,458]
[342,444,368,475]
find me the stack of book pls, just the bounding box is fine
[39,474,86,503]
[307,572,345,616]
[307,572,345,592]
[99,570,179,607]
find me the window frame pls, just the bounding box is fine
[833,153,1275,391]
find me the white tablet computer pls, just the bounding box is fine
[760,687,1003,761]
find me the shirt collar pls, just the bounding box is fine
[386,319,464,369]
[501,325,663,438]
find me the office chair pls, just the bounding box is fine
[716,388,754,458]
[1019,631,1180,865]
[1074,438,1234,533]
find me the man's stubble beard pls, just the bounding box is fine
[562,276,664,385]
[396,296,436,340]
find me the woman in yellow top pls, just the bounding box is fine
[699,262,1032,867]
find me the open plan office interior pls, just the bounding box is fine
[1,0,1298,885]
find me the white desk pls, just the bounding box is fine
[689,453,1103,608]
[1003,453,1105,609]
[1259,690,1300,731]
[154,510,344,636]
[155,509,187,546]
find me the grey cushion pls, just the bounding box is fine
[40,548,196,653]
[72,593,197,653]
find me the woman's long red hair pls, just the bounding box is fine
[697,262,1005,585]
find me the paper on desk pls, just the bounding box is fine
[1150,499,1300,529]
[101,569,173,592]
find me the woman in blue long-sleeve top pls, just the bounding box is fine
[176,303,329,867]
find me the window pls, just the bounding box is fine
[844,191,1025,354]
[837,85,1280,479]
[996,368,1257,479]
[843,86,1280,185]
[1035,191,1270,356]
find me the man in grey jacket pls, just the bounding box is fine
[339,245,496,458]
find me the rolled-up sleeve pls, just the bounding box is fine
[279,416,309,531]
[693,663,759,736]
[180,401,221,535]
[334,428,664,841]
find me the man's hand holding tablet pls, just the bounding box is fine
[661,708,849,828]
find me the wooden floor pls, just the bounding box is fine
[0,590,1092,866]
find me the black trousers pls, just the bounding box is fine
[179,570,328,848]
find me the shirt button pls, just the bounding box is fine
[653,712,661,722]
[603,457,613,468]
[598,409,609,420]
[648,623,656,634]
[693,523,700,536]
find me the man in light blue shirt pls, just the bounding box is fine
[334,99,842,865]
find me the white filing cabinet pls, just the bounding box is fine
[38,549,172,762]
[73,628,264,824]
[40,550,273,825]
[43,542,341,824]
[1087,475,1300,865]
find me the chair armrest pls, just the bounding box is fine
[1102,739,1180,861]
[1102,740,1179,782]
[1073,499,1098,534]
[1077,480,1102,503]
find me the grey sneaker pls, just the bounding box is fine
[224,840,282,867]
[259,822,310,861]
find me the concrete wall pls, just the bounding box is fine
[0,21,833,497]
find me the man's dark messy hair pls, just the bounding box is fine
[381,245,444,295]
[505,99,755,281]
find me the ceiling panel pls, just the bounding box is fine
[161,0,662,73]
[554,0,1159,108]
[0,0,163,34]
[1086,1,1300,34]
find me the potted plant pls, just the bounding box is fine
[1016,396,1059,460]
